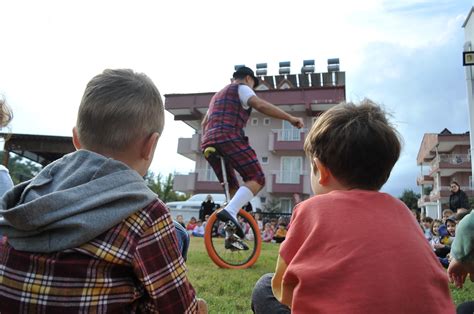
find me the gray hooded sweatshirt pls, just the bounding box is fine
[0,150,157,253]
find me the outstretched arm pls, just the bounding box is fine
[248,96,304,129]
[447,258,474,288]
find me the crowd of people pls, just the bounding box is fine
[178,208,290,244]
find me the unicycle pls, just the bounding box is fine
[203,147,262,269]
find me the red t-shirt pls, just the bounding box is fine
[280,190,455,314]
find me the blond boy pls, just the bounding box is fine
[0,69,206,313]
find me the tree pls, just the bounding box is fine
[399,189,420,209]
[0,152,41,184]
[263,198,281,213]
[144,171,187,203]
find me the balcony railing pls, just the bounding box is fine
[416,175,433,185]
[417,195,432,207]
[430,153,471,173]
[429,185,474,201]
[269,171,305,194]
[269,129,307,152]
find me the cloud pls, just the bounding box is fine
[348,12,469,197]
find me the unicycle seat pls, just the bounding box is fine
[203,146,220,158]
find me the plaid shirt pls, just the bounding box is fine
[0,198,198,313]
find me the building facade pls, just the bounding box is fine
[416,128,472,219]
[164,62,346,213]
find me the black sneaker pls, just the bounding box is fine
[225,237,249,251]
[216,209,245,239]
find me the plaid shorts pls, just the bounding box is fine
[203,136,265,191]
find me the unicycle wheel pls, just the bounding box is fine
[204,209,262,269]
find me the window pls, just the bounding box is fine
[279,198,293,213]
[251,118,258,126]
[280,120,300,141]
[312,117,318,124]
[263,118,271,126]
[280,157,302,184]
[261,156,268,164]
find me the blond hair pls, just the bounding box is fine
[76,69,164,152]
[304,99,401,190]
[0,96,13,128]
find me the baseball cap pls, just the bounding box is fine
[233,66,259,88]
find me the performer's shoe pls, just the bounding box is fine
[216,209,245,239]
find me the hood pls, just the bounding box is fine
[0,150,157,253]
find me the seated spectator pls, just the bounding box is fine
[251,100,454,313]
[186,216,197,233]
[435,217,457,268]
[0,97,14,244]
[448,210,474,314]
[442,208,454,223]
[0,69,206,313]
[421,216,434,241]
[0,98,13,197]
[192,220,205,237]
[262,223,274,243]
[174,220,190,261]
[176,214,186,228]
[273,223,287,243]
[430,219,443,250]
[203,214,210,228]
[255,212,264,231]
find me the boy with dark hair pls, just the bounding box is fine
[251,99,454,313]
[0,69,206,313]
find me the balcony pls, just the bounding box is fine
[429,153,471,176]
[416,175,433,185]
[429,185,474,202]
[268,129,307,152]
[266,171,306,194]
[173,169,222,194]
[177,133,201,161]
[417,195,432,207]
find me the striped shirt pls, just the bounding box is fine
[0,198,198,313]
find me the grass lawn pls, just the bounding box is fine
[186,237,474,313]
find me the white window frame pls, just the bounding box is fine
[261,156,269,164]
[280,156,302,184]
[263,118,271,126]
[251,117,258,126]
[280,120,300,141]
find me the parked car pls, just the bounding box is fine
[166,193,262,222]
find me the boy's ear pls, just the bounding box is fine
[314,158,331,185]
[141,132,160,160]
[72,127,82,150]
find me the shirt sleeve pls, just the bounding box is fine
[451,211,474,262]
[238,84,256,109]
[132,211,198,313]
[0,166,13,196]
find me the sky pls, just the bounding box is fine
[0,0,472,197]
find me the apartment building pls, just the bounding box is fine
[164,60,346,213]
[416,128,472,218]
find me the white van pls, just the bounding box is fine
[166,193,262,222]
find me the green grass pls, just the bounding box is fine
[186,237,474,312]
